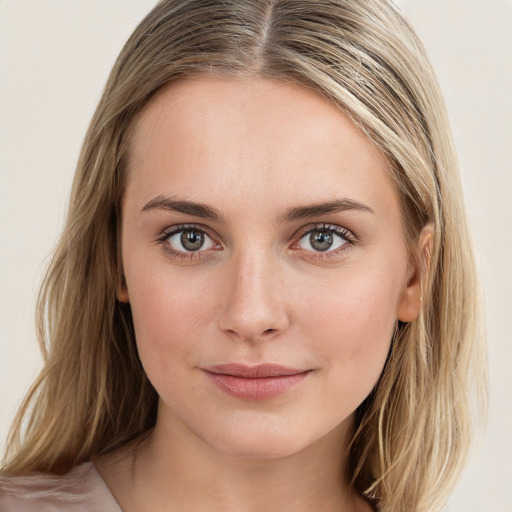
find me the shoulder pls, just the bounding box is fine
[0,462,121,512]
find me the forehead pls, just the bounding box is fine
[124,74,399,221]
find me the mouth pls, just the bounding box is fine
[201,363,312,401]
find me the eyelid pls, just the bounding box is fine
[293,223,357,242]
[158,223,215,241]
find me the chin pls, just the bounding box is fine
[213,435,309,461]
[199,415,345,462]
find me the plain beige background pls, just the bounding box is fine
[0,1,511,510]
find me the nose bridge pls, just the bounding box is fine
[218,244,289,341]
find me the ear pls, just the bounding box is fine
[117,275,130,303]
[397,224,434,323]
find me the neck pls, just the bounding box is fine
[97,406,371,512]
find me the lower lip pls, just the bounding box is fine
[204,371,310,401]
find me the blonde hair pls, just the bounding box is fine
[2,1,486,510]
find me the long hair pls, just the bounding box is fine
[2,1,486,510]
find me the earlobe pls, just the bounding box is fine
[117,277,130,303]
[397,224,434,323]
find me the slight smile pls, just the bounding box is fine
[201,364,312,401]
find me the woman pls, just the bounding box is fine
[0,1,486,511]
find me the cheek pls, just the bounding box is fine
[301,264,400,338]
[298,263,403,399]
[125,263,218,376]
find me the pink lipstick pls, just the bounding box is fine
[202,364,311,400]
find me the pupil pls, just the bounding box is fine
[310,230,333,251]
[181,230,204,251]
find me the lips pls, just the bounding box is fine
[202,364,311,400]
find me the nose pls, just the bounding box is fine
[217,250,290,342]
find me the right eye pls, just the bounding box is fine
[157,224,222,260]
[165,227,216,253]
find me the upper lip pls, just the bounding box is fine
[202,363,309,378]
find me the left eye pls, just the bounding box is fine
[297,228,348,252]
[166,228,216,252]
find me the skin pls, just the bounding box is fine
[96,75,430,512]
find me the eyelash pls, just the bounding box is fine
[157,223,358,261]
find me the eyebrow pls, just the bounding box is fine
[141,195,228,223]
[141,195,374,223]
[277,198,375,223]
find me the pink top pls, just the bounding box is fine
[0,462,122,511]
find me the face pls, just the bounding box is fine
[119,75,421,460]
